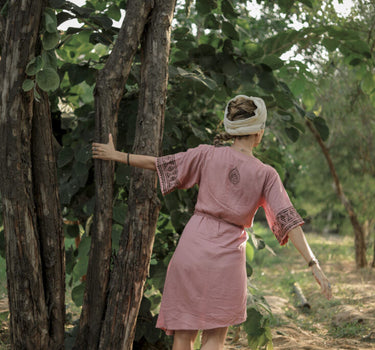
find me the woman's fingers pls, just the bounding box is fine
[312,266,332,300]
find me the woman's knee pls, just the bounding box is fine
[173,330,198,350]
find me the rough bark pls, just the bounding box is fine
[32,88,65,349]
[74,1,154,349]
[98,0,176,348]
[0,0,51,348]
[305,119,367,268]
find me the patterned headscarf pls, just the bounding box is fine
[223,95,267,135]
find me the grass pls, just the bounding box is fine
[248,223,374,344]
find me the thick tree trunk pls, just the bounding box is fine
[74,1,154,349]
[32,88,65,349]
[0,1,52,348]
[305,119,367,268]
[98,0,176,348]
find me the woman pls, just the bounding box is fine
[92,95,332,350]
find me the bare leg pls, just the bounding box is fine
[172,330,199,350]
[201,327,228,350]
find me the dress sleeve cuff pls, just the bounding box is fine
[272,206,304,245]
[156,155,180,196]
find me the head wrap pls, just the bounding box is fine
[223,95,267,136]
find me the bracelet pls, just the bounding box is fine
[308,258,319,267]
[127,152,130,166]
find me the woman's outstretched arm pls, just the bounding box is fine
[288,226,332,300]
[92,133,156,171]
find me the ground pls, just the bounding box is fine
[1,233,374,349]
[224,233,375,350]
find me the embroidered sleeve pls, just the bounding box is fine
[262,167,304,245]
[272,206,304,245]
[156,155,180,196]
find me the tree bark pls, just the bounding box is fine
[32,88,65,349]
[74,1,154,349]
[98,0,176,348]
[305,119,367,268]
[0,0,51,348]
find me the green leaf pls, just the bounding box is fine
[244,42,264,60]
[222,21,239,41]
[313,117,329,141]
[90,15,113,30]
[298,0,313,8]
[106,4,121,21]
[262,55,284,70]
[257,70,276,92]
[221,0,238,19]
[273,91,294,109]
[246,262,253,277]
[68,64,92,86]
[44,8,58,33]
[113,204,127,224]
[277,0,294,12]
[196,0,217,15]
[361,73,375,95]
[173,27,190,40]
[22,79,34,92]
[204,14,220,29]
[65,225,80,238]
[246,241,254,262]
[26,56,43,76]
[285,126,300,142]
[243,307,264,337]
[58,147,74,168]
[42,50,57,69]
[89,32,112,46]
[43,31,60,50]
[49,0,65,8]
[250,233,266,250]
[322,37,340,52]
[72,283,85,307]
[36,68,60,92]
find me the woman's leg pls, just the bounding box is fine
[201,327,228,350]
[172,330,199,350]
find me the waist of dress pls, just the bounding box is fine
[193,210,244,230]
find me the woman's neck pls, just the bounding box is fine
[231,137,256,156]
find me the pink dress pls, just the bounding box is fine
[155,144,304,335]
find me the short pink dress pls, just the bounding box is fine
[155,144,304,335]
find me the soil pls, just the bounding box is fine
[224,246,375,349]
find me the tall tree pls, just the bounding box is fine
[74,0,176,348]
[0,0,65,348]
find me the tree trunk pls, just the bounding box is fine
[305,119,367,268]
[0,0,51,348]
[74,1,154,349]
[98,0,176,348]
[32,88,65,349]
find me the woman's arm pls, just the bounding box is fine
[288,226,332,300]
[92,133,156,171]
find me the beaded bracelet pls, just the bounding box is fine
[308,258,319,267]
[127,152,130,166]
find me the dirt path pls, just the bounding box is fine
[224,234,375,350]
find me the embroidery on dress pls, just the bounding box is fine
[157,155,179,194]
[229,167,240,184]
[272,206,303,241]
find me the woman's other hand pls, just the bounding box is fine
[92,133,116,161]
[311,264,332,300]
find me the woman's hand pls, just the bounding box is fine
[92,133,117,161]
[311,264,332,300]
